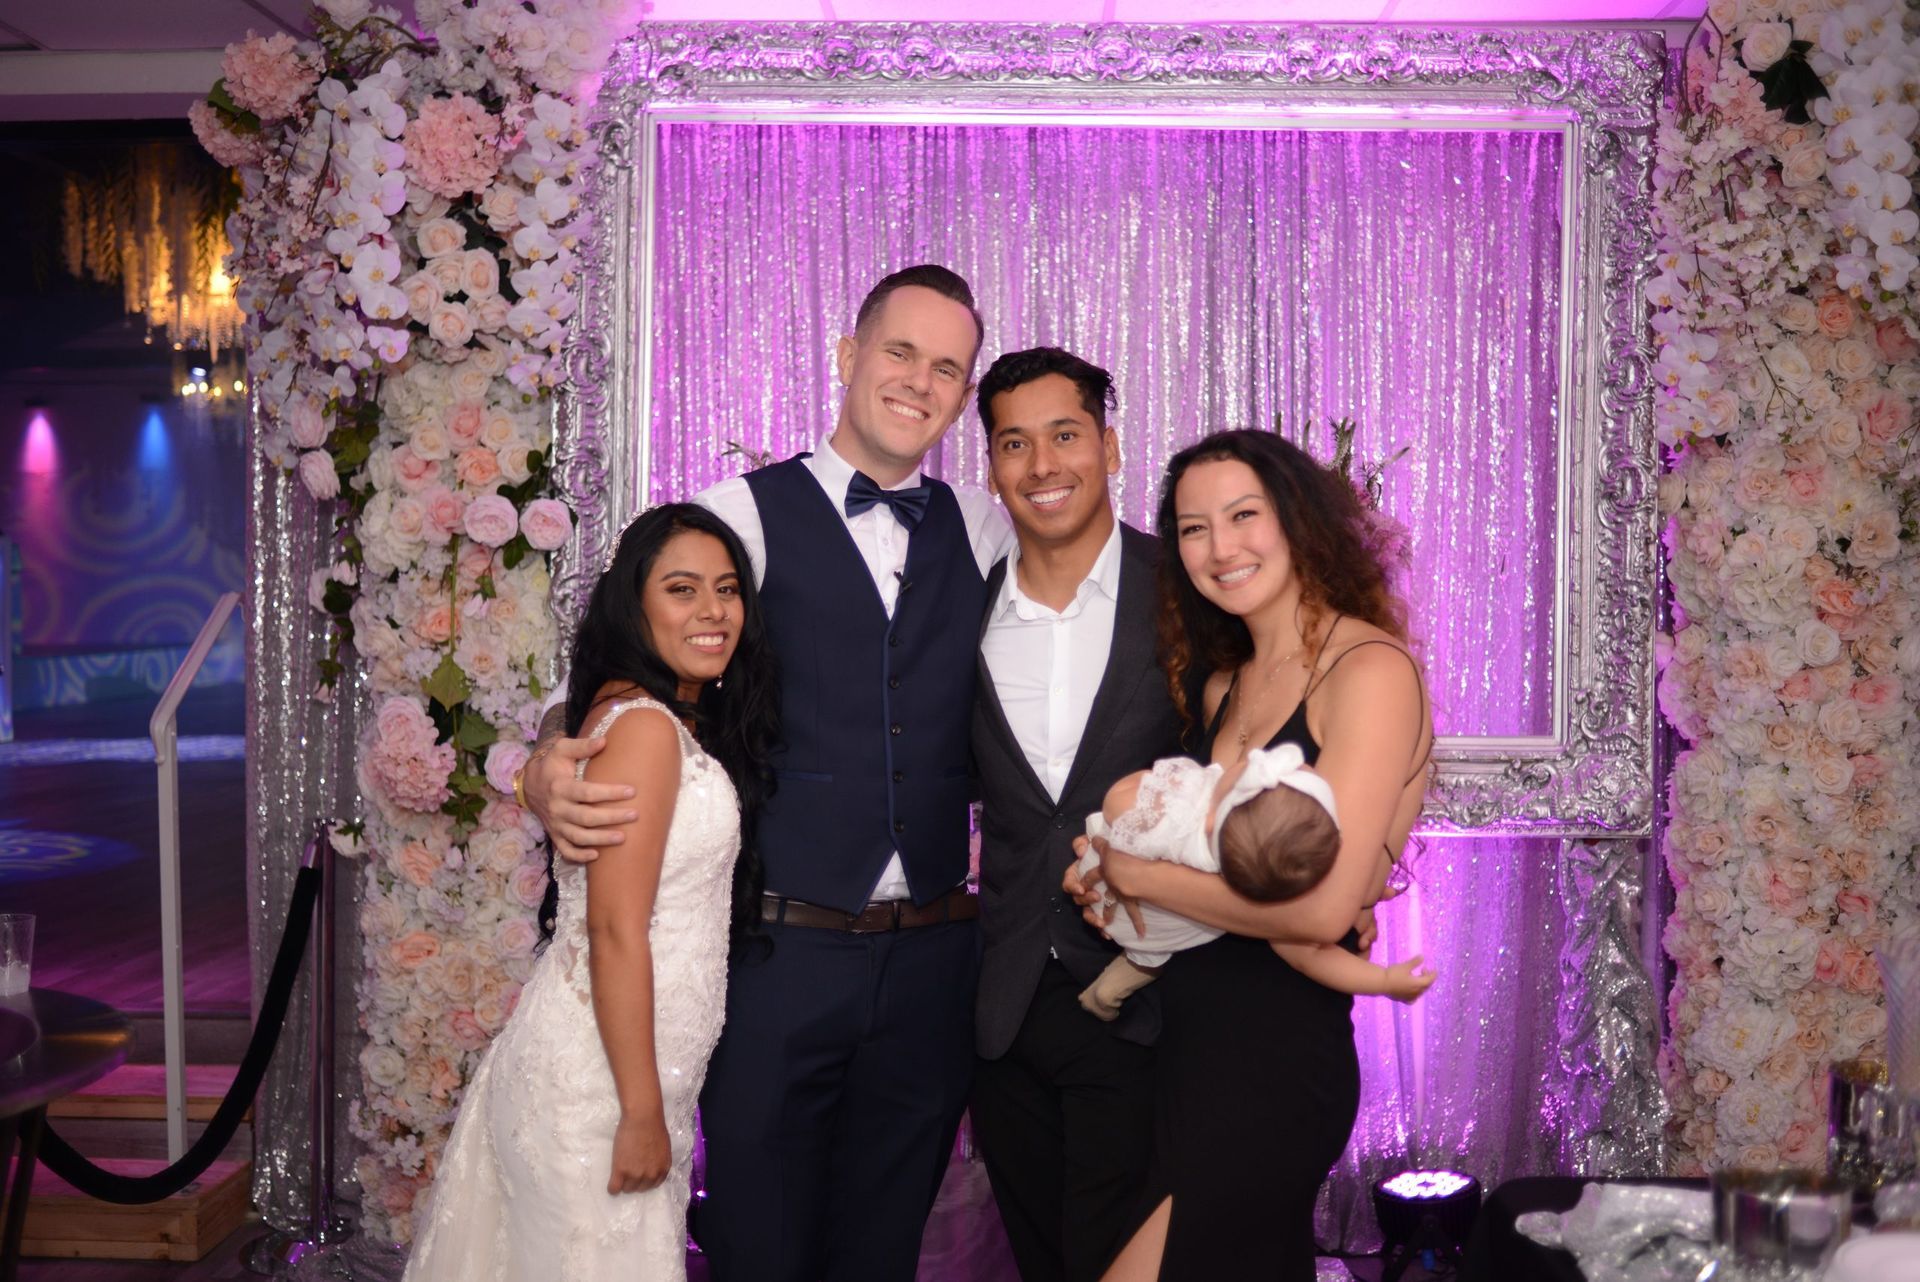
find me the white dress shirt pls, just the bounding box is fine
[694,436,1014,900]
[978,519,1123,803]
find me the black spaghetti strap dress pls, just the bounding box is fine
[1138,650,1381,1280]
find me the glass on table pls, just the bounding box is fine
[0,913,34,996]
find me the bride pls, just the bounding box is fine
[404,503,777,1281]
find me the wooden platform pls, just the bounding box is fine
[49,1064,245,1124]
[14,1157,253,1262]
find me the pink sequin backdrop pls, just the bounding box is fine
[647,122,1571,1245]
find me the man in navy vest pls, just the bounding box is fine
[524,265,1012,1280]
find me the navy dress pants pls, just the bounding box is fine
[696,918,980,1282]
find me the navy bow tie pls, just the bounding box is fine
[844,471,931,531]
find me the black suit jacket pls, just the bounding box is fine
[972,523,1186,1060]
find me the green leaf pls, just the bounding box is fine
[477,573,497,600]
[502,533,530,570]
[528,670,543,700]
[422,653,472,711]
[454,713,499,753]
[1753,49,1828,125]
[321,580,355,615]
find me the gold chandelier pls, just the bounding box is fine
[62,142,243,359]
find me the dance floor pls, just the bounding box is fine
[0,685,250,1015]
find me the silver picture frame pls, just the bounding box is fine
[553,22,1666,836]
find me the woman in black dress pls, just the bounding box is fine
[1070,429,1432,1281]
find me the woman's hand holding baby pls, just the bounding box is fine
[1382,955,1436,1004]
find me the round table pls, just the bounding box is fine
[0,989,132,1282]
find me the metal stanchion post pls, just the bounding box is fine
[247,820,355,1275]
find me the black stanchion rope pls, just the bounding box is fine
[39,863,322,1204]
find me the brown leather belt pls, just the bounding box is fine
[760,886,979,933]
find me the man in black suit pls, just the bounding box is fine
[969,348,1184,1282]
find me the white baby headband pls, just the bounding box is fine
[1209,743,1340,859]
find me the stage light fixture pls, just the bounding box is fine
[1373,1168,1480,1282]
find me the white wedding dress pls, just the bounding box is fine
[403,697,740,1282]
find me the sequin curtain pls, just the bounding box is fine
[247,434,364,1230]
[647,122,1595,1249]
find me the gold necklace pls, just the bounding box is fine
[1232,641,1307,748]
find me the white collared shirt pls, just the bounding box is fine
[694,436,1014,900]
[979,519,1123,803]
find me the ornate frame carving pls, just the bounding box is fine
[554,22,1665,836]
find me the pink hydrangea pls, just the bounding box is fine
[403,94,503,199]
[189,99,266,169]
[365,697,455,813]
[221,31,319,122]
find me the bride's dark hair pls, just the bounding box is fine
[546,502,779,956]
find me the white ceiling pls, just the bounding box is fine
[0,0,1703,121]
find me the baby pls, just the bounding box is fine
[1073,743,1434,1020]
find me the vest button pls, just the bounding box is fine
[888,676,900,689]
[890,723,902,735]
[1052,814,1064,829]
[893,771,904,783]
[889,635,901,647]
[894,820,907,834]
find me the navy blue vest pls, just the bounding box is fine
[744,456,986,913]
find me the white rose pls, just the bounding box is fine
[1751,22,1789,70]
[1767,342,1813,388]
[409,422,451,462]
[1717,1079,1793,1146]
[1697,999,1791,1076]
[1831,338,1877,381]
[1817,698,1864,746]
[451,364,492,401]
[1723,719,1768,758]
[1775,294,1819,332]
[360,1043,407,1089]
[1762,633,1803,680]
[1817,408,1862,457]
[416,217,467,259]
[1794,618,1840,667]
[1887,364,1920,400]
[1779,140,1826,188]
[429,301,475,348]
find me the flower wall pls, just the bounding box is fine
[194,0,636,1240]
[1655,0,1920,1173]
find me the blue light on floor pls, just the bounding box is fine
[138,407,171,471]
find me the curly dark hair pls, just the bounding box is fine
[1154,429,1409,733]
[548,503,780,957]
[975,346,1116,435]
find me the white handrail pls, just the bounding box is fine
[150,591,241,1163]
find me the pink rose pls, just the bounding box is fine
[463,493,518,547]
[1816,294,1855,338]
[446,1009,490,1052]
[510,864,548,909]
[389,931,440,970]
[494,917,539,960]
[1843,947,1882,995]
[472,293,512,331]
[1852,673,1900,717]
[287,397,329,449]
[298,450,340,500]
[423,486,466,544]
[1861,390,1912,443]
[455,446,501,489]
[413,602,453,646]
[445,399,485,448]
[395,841,439,888]
[1784,466,1825,504]
[521,498,572,550]
[1874,318,1920,365]
[1812,577,1863,618]
[391,444,440,494]
[484,741,531,796]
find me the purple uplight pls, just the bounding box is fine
[21,410,57,474]
[1380,1170,1475,1200]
